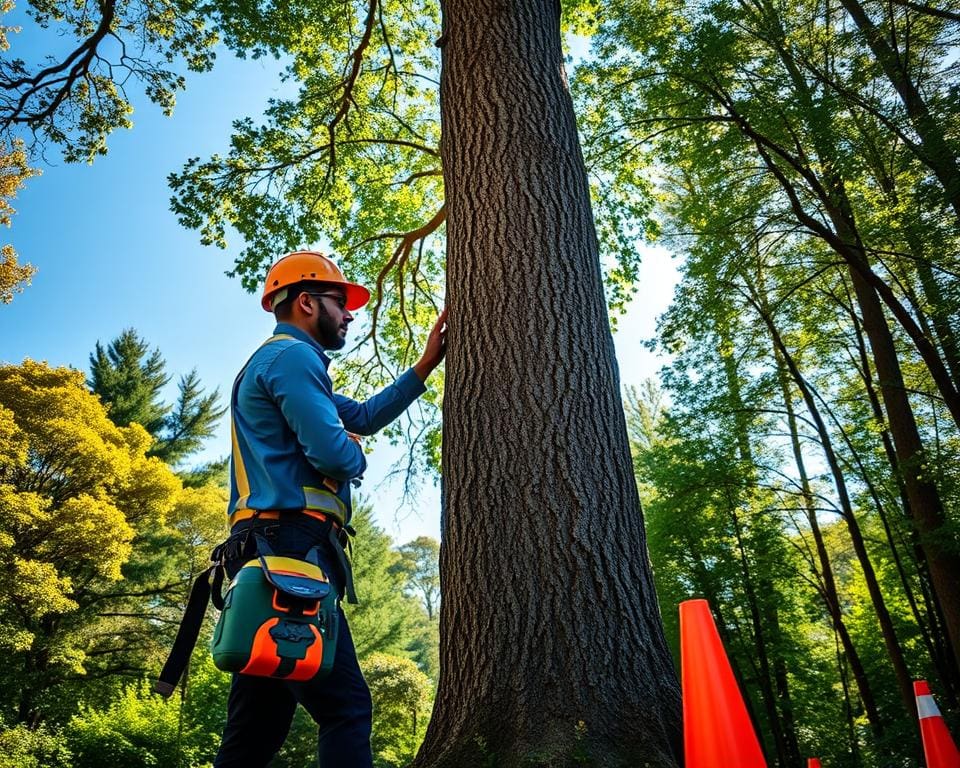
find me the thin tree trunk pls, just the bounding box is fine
[720,329,800,767]
[838,0,960,221]
[728,494,791,768]
[768,38,960,669]
[725,6,960,430]
[751,289,917,722]
[766,603,801,767]
[773,343,886,740]
[688,536,769,744]
[834,625,863,762]
[843,294,960,704]
[915,258,960,390]
[417,2,682,765]
[844,257,960,676]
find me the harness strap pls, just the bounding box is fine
[240,515,357,604]
[154,562,223,698]
[329,524,358,605]
[229,505,345,530]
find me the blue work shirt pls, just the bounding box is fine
[227,322,426,526]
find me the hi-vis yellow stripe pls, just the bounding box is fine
[230,334,298,508]
[231,417,251,500]
[242,556,328,582]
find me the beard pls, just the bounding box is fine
[315,305,347,350]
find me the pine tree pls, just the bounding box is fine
[88,329,226,465]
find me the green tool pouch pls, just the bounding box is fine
[211,536,339,682]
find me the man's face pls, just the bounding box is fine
[308,289,352,350]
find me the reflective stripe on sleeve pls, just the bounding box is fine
[917,694,941,720]
[303,486,347,526]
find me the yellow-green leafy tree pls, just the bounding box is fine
[0,361,182,726]
[0,138,37,304]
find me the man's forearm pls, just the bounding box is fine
[413,358,436,382]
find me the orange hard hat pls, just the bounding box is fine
[261,250,371,312]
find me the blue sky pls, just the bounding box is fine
[1,33,679,544]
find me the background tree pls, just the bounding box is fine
[0,0,218,164]
[0,723,71,768]
[64,681,205,768]
[588,0,960,752]
[0,0,222,304]
[88,328,227,467]
[363,653,434,768]
[393,536,440,620]
[0,138,36,304]
[346,501,438,665]
[0,361,181,726]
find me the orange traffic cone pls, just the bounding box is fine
[680,599,767,768]
[807,759,822,768]
[915,680,960,768]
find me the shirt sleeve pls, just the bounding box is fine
[335,368,427,435]
[264,343,367,481]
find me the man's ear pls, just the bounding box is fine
[296,292,314,316]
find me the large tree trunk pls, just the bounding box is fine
[414,2,682,766]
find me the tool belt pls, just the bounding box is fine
[155,510,355,698]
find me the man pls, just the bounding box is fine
[214,250,446,768]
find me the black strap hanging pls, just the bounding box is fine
[154,562,223,698]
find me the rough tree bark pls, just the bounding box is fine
[412,1,683,766]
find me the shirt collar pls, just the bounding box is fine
[273,322,332,369]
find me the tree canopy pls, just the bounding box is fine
[0,0,218,164]
[0,360,181,724]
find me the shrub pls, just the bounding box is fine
[0,723,72,768]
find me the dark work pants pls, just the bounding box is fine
[213,518,373,768]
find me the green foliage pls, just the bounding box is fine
[0,139,38,305]
[346,500,437,665]
[0,359,229,727]
[590,0,960,759]
[268,705,318,768]
[89,330,171,435]
[393,535,440,620]
[167,0,653,485]
[0,0,219,163]
[65,681,204,768]
[0,723,72,768]
[49,649,227,768]
[363,652,432,768]
[179,650,230,755]
[88,328,227,466]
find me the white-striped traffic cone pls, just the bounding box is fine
[915,680,960,768]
